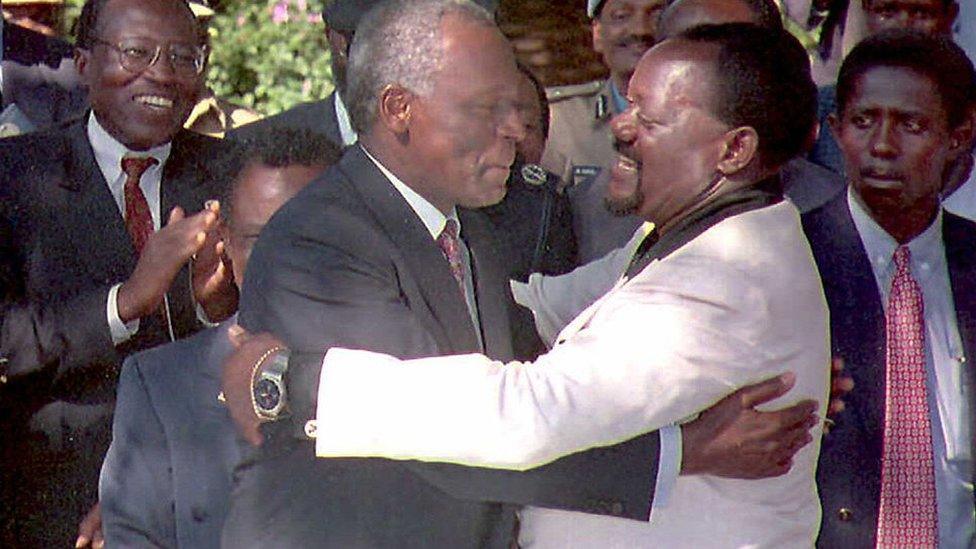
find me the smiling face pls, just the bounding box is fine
[77,0,203,151]
[833,65,959,237]
[592,0,667,93]
[405,14,524,211]
[607,40,731,225]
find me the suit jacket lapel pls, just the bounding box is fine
[459,209,513,361]
[803,194,887,441]
[338,147,481,354]
[58,119,139,281]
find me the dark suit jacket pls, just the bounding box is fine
[1,21,87,134]
[0,117,236,546]
[802,192,976,548]
[227,92,341,146]
[100,323,246,549]
[223,145,660,548]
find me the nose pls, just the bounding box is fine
[610,107,637,144]
[142,47,178,82]
[869,117,899,158]
[629,9,657,37]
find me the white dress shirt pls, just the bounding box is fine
[312,201,829,548]
[88,114,173,345]
[847,188,975,548]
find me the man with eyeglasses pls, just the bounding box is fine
[0,0,238,545]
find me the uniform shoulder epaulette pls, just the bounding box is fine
[545,80,604,103]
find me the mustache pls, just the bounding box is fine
[613,139,641,166]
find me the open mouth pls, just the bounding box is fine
[134,94,175,110]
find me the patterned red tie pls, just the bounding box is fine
[121,156,158,256]
[876,245,938,548]
[436,219,465,294]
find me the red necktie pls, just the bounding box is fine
[121,156,158,256]
[876,245,938,548]
[436,219,465,294]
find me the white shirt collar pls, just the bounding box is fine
[847,185,944,286]
[334,92,358,147]
[87,112,172,186]
[360,144,459,240]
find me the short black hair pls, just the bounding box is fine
[836,29,976,129]
[76,0,200,49]
[737,0,783,29]
[516,62,550,139]
[678,23,817,168]
[220,128,342,222]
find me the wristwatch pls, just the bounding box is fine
[252,348,290,420]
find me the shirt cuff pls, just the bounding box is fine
[107,283,139,345]
[194,300,220,329]
[650,424,681,511]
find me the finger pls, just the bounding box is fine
[739,372,796,408]
[167,206,185,225]
[75,535,89,548]
[205,199,220,215]
[228,324,248,347]
[828,398,845,415]
[93,538,105,549]
[831,376,854,395]
[831,356,844,374]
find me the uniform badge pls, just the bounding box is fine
[520,164,547,187]
[572,165,601,188]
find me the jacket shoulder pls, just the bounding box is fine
[546,80,605,104]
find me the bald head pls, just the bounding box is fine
[657,0,782,40]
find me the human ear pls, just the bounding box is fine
[378,84,413,135]
[716,126,759,175]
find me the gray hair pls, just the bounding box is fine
[345,0,495,135]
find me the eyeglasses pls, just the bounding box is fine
[92,37,206,78]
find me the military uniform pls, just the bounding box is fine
[542,79,645,263]
[184,93,263,138]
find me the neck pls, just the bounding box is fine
[359,135,454,216]
[611,72,631,96]
[856,192,939,244]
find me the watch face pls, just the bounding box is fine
[253,378,281,412]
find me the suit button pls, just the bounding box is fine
[304,420,318,439]
[610,502,624,516]
[838,508,853,522]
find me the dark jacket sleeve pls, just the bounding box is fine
[99,354,178,548]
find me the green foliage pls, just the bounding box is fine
[207,0,334,115]
[62,0,335,116]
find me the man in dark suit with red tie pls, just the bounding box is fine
[804,31,976,547]
[0,0,238,545]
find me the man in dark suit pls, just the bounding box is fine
[0,0,238,545]
[99,129,338,549]
[0,1,87,135]
[220,4,818,547]
[804,31,976,547]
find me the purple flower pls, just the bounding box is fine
[271,1,290,24]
